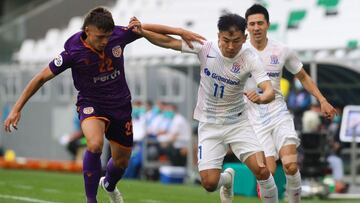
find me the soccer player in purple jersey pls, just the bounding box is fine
[3,7,204,203]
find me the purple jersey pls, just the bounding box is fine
[49,26,141,112]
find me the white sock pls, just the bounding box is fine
[286,170,301,203]
[216,171,231,190]
[257,174,278,203]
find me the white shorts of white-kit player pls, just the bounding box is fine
[197,115,263,171]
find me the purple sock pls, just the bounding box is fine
[83,150,102,203]
[104,158,125,191]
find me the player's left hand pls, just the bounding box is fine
[179,29,206,49]
[245,90,262,104]
[320,100,337,120]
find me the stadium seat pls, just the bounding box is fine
[287,10,307,29]
[317,0,340,14]
[269,23,279,32]
[347,40,358,49]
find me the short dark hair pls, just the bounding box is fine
[82,7,115,32]
[245,4,270,23]
[217,13,247,33]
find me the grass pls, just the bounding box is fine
[0,169,358,203]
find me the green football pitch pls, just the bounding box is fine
[0,169,357,203]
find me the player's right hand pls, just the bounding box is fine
[128,16,142,35]
[244,90,261,104]
[4,111,21,133]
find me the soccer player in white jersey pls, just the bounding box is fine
[129,13,279,203]
[244,4,337,203]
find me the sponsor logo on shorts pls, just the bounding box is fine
[54,55,63,67]
[83,107,94,115]
[112,45,122,58]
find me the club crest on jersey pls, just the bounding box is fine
[83,107,94,115]
[112,45,122,58]
[54,55,63,67]
[231,62,241,73]
[270,55,279,65]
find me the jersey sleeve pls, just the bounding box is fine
[181,40,203,54]
[121,26,142,44]
[284,47,303,74]
[48,51,73,75]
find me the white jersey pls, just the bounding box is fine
[244,39,303,128]
[182,40,269,124]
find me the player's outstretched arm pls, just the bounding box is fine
[3,66,55,132]
[246,80,275,104]
[142,23,205,48]
[128,17,182,51]
[295,68,337,119]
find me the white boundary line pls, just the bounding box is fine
[0,194,61,203]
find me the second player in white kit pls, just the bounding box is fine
[244,38,302,161]
[245,4,337,203]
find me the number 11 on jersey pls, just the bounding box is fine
[213,83,224,98]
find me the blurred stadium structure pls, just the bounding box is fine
[0,0,360,190]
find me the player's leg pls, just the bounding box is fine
[101,118,133,203]
[197,122,233,196]
[244,152,278,203]
[102,141,131,191]
[229,120,278,203]
[199,169,231,192]
[273,117,301,203]
[252,128,278,198]
[265,156,277,175]
[81,117,107,203]
[256,129,278,175]
[279,144,301,203]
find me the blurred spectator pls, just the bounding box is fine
[124,100,147,179]
[158,103,191,166]
[132,100,146,142]
[59,109,86,162]
[302,103,322,133]
[326,105,348,193]
[280,77,290,99]
[287,78,311,130]
[146,101,166,137]
[0,104,8,156]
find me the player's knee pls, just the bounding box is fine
[283,162,298,175]
[86,142,103,153]
[269,167,276,176]
[201,177,218,192]
[254,166,270,180]
[85,138,103,153]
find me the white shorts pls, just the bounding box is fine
[197,119,263,171]
[255,118,300,160]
